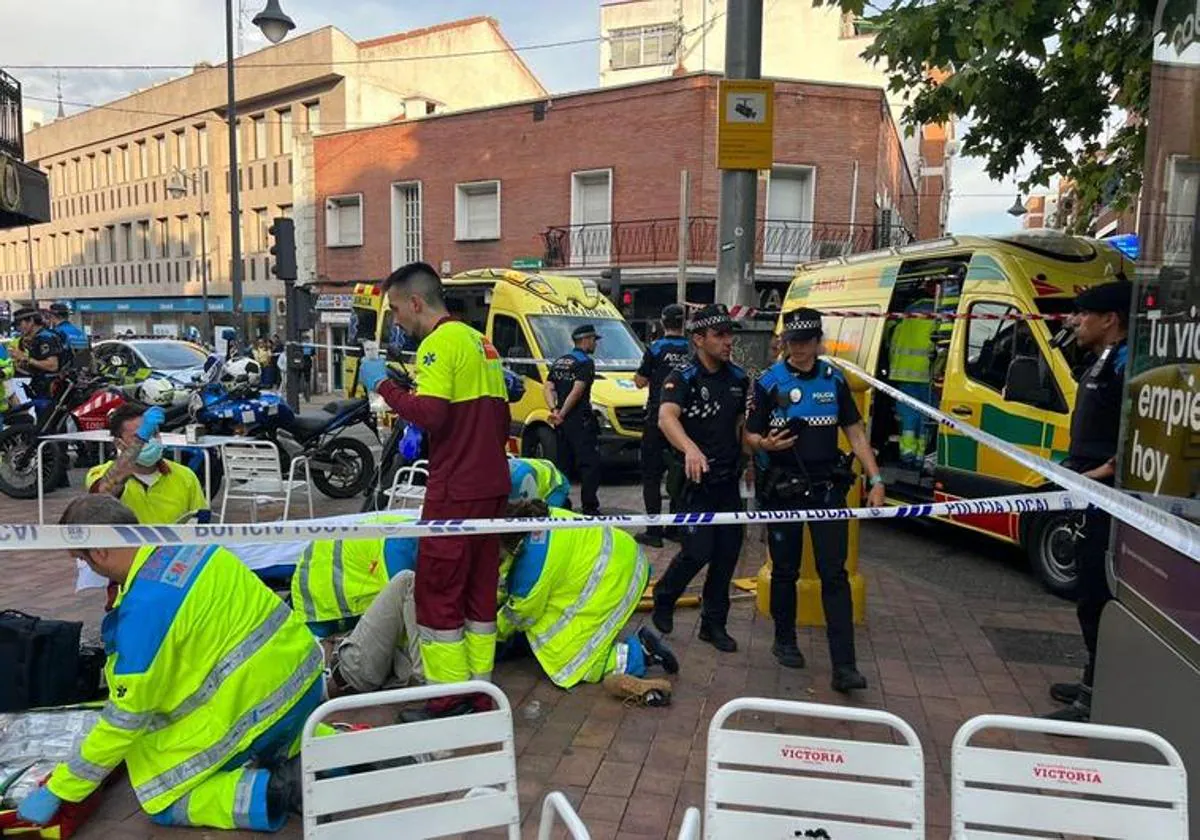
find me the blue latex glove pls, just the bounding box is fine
[400,424,424,461]
[136,406,166,441]
[359,358,389,393]
[18,786,63,825]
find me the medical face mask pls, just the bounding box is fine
[135,439,164,467]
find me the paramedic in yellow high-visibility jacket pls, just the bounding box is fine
[17,495,324,833]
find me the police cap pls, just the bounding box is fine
[571,324,600,341]
[781,307,824,341]
[49,303,70,317]
[12,307,40,323]
[661,303,685,328]
[1074,280,1132,314]
[688,304,736,334]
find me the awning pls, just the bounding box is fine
[71,296,272,314]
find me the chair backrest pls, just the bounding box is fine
[951,713,1188,838]
[706,697,925,839]
[302,681,519,839]
[387,460,428,510]
[222,441,283,487]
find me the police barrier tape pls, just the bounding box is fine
[828,357,1200,561]
[286,340,642,370]
[0,492,1080,551]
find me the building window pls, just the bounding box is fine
[85,228,98,264]
[390,182,423,268]
[609,24,680,69]
[764,166,816,264]
[196,124,208,167]
[569,170,613,265]
[154,218,169,259]
[304,101,321,135]
[277,204,292,219]
[174,130,188,171]
[58,162,67,195]
[86,155,96,190]
[174,216,191,257]
[99,226,114,263]
[100,151,112,187]
[325,194,363,247]
[278,107,293,154]
[252,207,269,253]
[152,136,165,176]
[118,146,130,182]
[455,181,501,241]
[137,141,148,179]
[120,223,133,262]
[252,115,267,160]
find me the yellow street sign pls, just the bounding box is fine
[717,79,775,170]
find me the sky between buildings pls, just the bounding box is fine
[6,0,1026,237]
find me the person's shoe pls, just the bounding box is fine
[582,507,602,517]
[634,530,664,548]
[772,641,806,669]
[637,626,679,674]
[1043,701,1091,723]
[698,623,738,653]
[663,527,683,543]
[266,757,303,816]
[603,673,672,707]
[325,663,359,700]
[1050,681,1081,705]
[651,596,674,635]
[831,665,868,693]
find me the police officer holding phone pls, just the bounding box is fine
[634,304,691,547]
[744,308,885,692]
[651,305,749,653]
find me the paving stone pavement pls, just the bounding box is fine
[0,473,1088,839]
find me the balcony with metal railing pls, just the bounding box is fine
[540,217,911,270]
[0,69,22,163]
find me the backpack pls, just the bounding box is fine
[0,610,105,712]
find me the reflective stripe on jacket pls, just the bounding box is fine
[47,544,323,814]
[498,509,650,688]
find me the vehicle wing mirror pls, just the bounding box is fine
[509,343,540,382]
[1004,355,1050,407]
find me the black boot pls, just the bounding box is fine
[1050,681,1081,705]
[772,639,806,669]
[651,594,674,635]
[635,528,664,548]
[698,622,738,653]
[265,757,303,817]
[832,665,867,693]
[1044,683,1091,722]
[637,626,679,673]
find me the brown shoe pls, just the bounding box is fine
[603,673,672,707]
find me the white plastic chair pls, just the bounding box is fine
[684,697,925,839]
[951,713,1188,839]
[301,680,589,839]
[385,459,428,511]
[218,440,312,523]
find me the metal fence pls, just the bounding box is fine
[541,217,911,269]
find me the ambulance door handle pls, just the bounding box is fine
[950,405,974,417]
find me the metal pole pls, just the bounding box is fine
[677,169,690,305]
[198,172,213,346]
[225,0,247,344]
[284,277,299,409]
[715,0,763,309]
[25,225,36,306]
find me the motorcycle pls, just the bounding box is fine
[192,358,379,499]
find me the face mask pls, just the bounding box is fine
[135,439,164,467]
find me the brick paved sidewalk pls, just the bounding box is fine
[1,483,1085,839]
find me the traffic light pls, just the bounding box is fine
[269,217,297,281]
[620,288,636,317]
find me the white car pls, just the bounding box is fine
[92,339,211,403]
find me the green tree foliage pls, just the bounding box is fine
[817,1,1188,230]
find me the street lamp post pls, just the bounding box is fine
[167,169,212,345]
[224,0,295,346]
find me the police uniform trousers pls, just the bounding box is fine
[640,421,682,521]
[653,479,744,627]
[764,484,855,667]
[556,413,600,513]
[416,496,508,684]
[1075,503,1113,687]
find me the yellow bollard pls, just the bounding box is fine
[754,470,867,626]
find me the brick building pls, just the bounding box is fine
[312,72,920,323]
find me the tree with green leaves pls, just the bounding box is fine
[817,0,1190,230]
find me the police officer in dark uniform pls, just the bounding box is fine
[544,324,602,516]
[652,305,750,652]
[47,303,89,366]
[10,308,68,403]
[634,304,692,547]
[744,308,885,692]
[1045,279,1131,722]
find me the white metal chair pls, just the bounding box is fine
[682,697,926,839]
[301,680,589,839]
[218,440,312,523]
[951,713,1188,839]
[384,459,428,511]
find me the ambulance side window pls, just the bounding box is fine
[965,302,1063,411]
[492,314,539,382]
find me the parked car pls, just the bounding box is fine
[91,339,210,402]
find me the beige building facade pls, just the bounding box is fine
[0,17,544,338]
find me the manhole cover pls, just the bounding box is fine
[981,626,1088,667]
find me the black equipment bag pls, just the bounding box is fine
[0,610,103,712]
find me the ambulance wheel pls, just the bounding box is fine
[526,425,557,462]
[1025,511,1081,600]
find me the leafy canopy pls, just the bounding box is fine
[816,1,1180,229]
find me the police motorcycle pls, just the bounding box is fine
[191,355,379,499]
